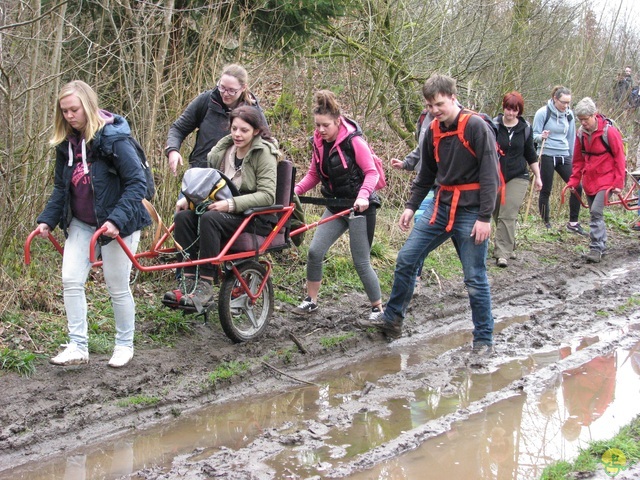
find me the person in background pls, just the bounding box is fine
[163,106,279,310]
[613,66,633,104]
[493,91,542,268]
[532,86,584,234]
[36,80,151,368]
[391,96,466,287]
[165,64,268,175]
[390,107,432,290]
[292,90,383,322]
[361,74,499,355]
[567,97,625,263]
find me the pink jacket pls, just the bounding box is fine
[294,116,378,200]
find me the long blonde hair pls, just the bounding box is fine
[220,64,255,106]
[50,80,105,146]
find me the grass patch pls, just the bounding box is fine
[320,332,355,349]
[615,295,640,314]
[144,307,193,342]
[207,360,249,385]
[541,414,640,479]
[116,395,160,407]
[0,348,39,377]
[276,346,298,364]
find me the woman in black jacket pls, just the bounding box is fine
[36,80,151,368]
[164,64,268,174]
[493,91,542,268]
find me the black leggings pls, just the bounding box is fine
[538,155,582,223]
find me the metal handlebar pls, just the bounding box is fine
[290,208,354,237]
[560,185,590,208]
[24,229,64,265]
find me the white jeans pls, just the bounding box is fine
[61,218,140,350]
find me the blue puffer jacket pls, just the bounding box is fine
[37,113,151,242]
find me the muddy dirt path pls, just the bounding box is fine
[1,231,640,478]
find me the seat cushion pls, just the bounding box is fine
[229,232,286,253]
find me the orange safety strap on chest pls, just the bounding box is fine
[431,113,475,162]
[431,112,505,207]
[429,183,481,232]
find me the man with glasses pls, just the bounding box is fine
[533,86,585,235]
[165,64,268,174]
[614,66,633,104]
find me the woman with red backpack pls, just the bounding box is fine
[567,97,625,263]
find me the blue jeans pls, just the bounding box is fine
[414,191,434,278]
[383,202,494,346]
[61,218,140,350]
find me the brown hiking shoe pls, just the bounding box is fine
[163,276,196,303]
[179,279,214,312]
[358,317,403,339]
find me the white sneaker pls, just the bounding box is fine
[108,346,134,368]
[367,307,384,321]
[50,343,89,366]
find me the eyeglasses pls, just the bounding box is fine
[556,100,571,106]
[218,83,241,96]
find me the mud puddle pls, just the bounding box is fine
[348,341,640,480]
[5,330,639,479]
[2,255,640,479]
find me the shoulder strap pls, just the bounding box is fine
[342,131,360,156]
[431,113,474,162]
[602,123,609,147]
[195,90,214,125]
[542,105,552,131]
[417,109,429,132]
[579,122,612,156]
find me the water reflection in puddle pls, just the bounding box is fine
[3,332,638,480]
[348,342,640,479]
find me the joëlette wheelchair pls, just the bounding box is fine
[25,160,353,343]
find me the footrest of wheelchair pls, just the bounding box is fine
[161,298,215,314]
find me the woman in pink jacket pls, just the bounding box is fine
[568,97,625,263]
[292,90,383,322]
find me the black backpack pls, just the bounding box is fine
[630,86,640,108]
[108,136,156,201]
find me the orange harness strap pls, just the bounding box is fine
[430,112,505,214]
[498,169,506,206]
[429,183,481,232]
[431,113,474,163]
